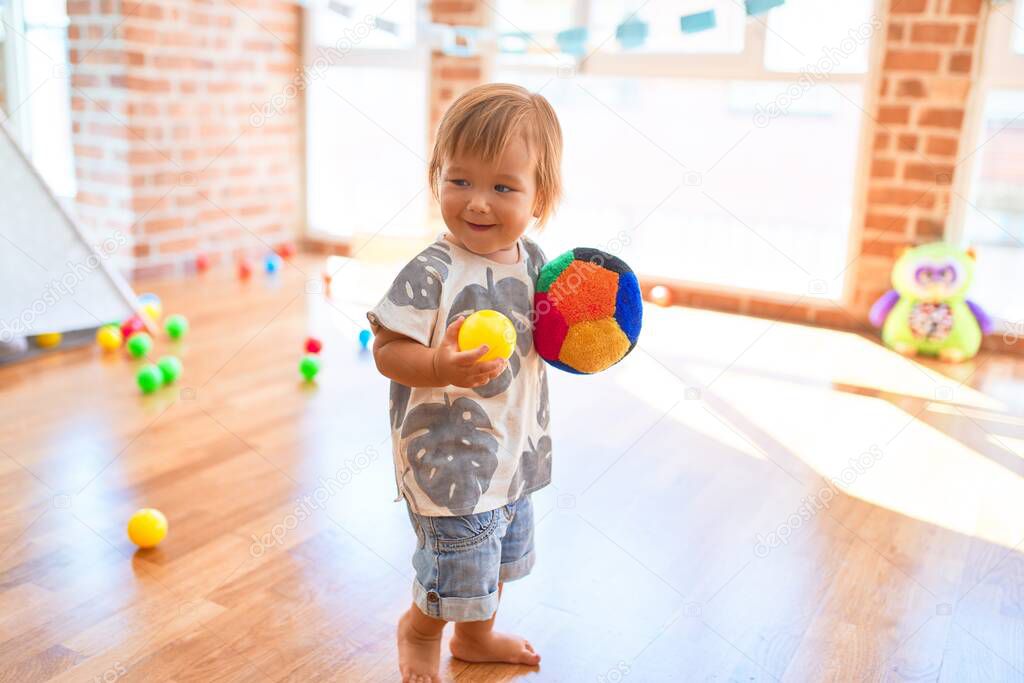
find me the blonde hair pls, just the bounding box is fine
[428,83,563,229]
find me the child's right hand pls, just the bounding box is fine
[433,316,507,388]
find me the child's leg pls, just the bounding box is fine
[449,499,543,666]
[452,581,503,642]
[397,602,446,683]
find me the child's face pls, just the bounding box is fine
[439,135,537,257]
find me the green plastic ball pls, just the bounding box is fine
[165,314,189,340]
[157,355,183,384]
[137,364,162,394]
[299,355,320,382]
[127,332,153,359]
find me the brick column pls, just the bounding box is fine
[428,1,489,148]
[424,2,489,228]
[849,0,987,315]
[67,0,302,279]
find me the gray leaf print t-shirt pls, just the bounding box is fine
[367,233,553,517]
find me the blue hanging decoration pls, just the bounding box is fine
[327,1,354,18]
[680,10,716,34]
[442,26,479,57]
[745,0,785,16]
[615,18,649,50]
[555,27,588,57]
[498,31,531,54]
[374,17,400,36]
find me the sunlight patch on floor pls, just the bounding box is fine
[642,304,1005,411]
[613,352,766,462]
[712,371,1024,551]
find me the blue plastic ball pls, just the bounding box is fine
[358,329,371,350]
[265,253,281,274]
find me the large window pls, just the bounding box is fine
[494,0,877,299]
[958,0,1024,325]
[0,0,76,198]
[305,0,428,242]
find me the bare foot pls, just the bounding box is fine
[449,630,541,666]
[397,608,443,683]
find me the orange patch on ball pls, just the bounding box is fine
[559,318,631,374]
[548,260,619,326]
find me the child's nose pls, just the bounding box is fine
[467,192,490,214]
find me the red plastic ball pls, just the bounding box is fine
[121,315,146,340]
[238,258,253,280]
[276,242,297,259]
[195,253,210,272]
[305,337,322,354]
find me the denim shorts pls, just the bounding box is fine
[404,494,535,622]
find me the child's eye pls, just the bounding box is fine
[494,184,514,193]
[448,179,469,187]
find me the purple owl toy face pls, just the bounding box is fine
[893,243,974,300]
[912,262,961,295]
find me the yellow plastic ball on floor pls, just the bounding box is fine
[127,508,168,548]
[141,302,162,323]
[35,332,62,348]
[96,325,123,351]
[458,310,516,363]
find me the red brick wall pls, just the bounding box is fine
[67,0,302,279]
[849,0,986,315]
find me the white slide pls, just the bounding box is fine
[0,116,139,364]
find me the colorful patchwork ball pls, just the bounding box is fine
[533,248,642,374]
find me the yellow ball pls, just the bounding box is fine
[141,302,162,323]
[127,508,168,548]
[35,332,62,348]
[458,310,516,363]
[96,325,123,351]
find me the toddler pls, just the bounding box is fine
[367,83,562,682]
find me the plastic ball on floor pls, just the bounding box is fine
[121,315,146,340]
[265,253,281,274]
[195,252,210,273]
[238,258,253,280]
[127,508,168,548]
[137,364,162,394]
[276,242,296,260]
[305,336,322,354]
[127,332,153,359]
[299,355,320,382]
[35,332,62,349]
[138,293,162,322]
[358,329,371,350]
[157,356,183,384]
[97,325,123,351]
[458,310,516,363]
[165,314,189,340]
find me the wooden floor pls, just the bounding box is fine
[2,255,1024,682]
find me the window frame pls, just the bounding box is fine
[495,1,867,85]
[2,0,32,151]
[947,0,1024,328]
[1,0,76,199]
[950,0,1024,247]
[494,0,883,306]
[301,0,432,243]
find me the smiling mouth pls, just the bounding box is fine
[465,220,496,231]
